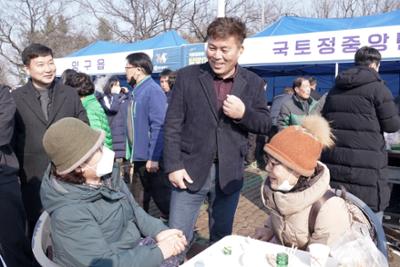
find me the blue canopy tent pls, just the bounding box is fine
[55,31,188,76]
[67,30,188,57]
[55,30,188,91]
[253,10,400,37]
[247,10,400,101]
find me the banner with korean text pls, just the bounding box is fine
[54,50,153,76]
[240,25,400,65]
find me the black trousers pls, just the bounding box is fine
[0,180,34,267]
[116,158,132,184]
[21,179,42,238]
[133,161,171,217]
[245,133,257,164]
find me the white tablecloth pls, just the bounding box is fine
[181,235,339,267]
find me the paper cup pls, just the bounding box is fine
[309,243,330,267]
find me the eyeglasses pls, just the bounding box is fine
[125,66,135,70]
[81,147,103,169]
[266,155,282,168]
[266,155,295,174]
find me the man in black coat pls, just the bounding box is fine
[322,46,400,220]
[0,85,33,267]
[12,43,88,236]
[164,17,271,251]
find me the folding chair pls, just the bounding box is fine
[31,211,61,267]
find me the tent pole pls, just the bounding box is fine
[335,63,339,77]
[217,0,225,17]
[273,77,276,98]
[261,1,265,26]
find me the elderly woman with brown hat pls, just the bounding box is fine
[254,115,352,250]
[40,118,186,267]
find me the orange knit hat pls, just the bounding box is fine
[264,115,334,177]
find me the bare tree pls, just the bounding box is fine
[226,0,267,35]
[95,18,114,41]
[75,0,290,43]
[178,0,212,42]
[312,0,336,18]
[179,0,289,42]
[0,0,90,85]
[33,15,90,58]
[336,0,358,17]
[0,63,10,85]
[311,0,400,18]
[247,0,298,33]
[75,0,192,42]
[360,0,400,15]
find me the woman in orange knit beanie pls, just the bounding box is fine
[253,115,352,251]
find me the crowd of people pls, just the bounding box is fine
[0,16,397,267]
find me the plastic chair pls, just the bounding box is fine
[31,211,61,267]
[0,254,6,267]
[333,189,388,259]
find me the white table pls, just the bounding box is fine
[181,235,338,267]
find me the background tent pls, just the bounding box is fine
[55,12,400,100]
[67,31,187,57]
[253,9,400,37]
[54,31,188,76]
[246,10,400,100]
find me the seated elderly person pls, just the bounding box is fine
[254,115,352,249]
[40,118,186,267]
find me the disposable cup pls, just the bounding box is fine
[309,243,330,267]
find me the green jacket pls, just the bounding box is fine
[277,95,322,131]
[81,94,113,149]
[40,166,168,267]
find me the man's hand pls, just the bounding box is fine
[146,160,159,173]
[168,169,193,189]
[155,229,184,242]
[223,94,245,119]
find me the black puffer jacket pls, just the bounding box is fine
[321,66,400,212]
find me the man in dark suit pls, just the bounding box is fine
[12,43,88,236]
[164,17,271,252]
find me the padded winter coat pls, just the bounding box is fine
[321,66,400,211]
[81,94,113,150]
[262,162,352,249]
[40,166,168,267]
[277,94,321,131]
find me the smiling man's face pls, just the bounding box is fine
[25,54,56,88]
[206,36,243,79]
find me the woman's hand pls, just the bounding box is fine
[252,226,274,242]
[157,232,187,259]
[155,229,184,242]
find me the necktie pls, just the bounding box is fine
[39,91,50,121]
